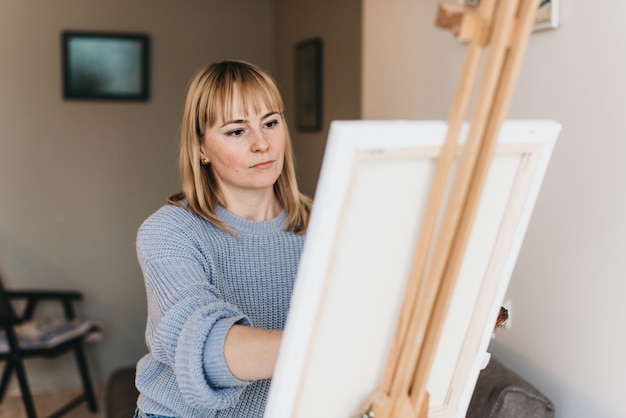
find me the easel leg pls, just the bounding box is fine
[416,391,429,418]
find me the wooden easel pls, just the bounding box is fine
[361,1,541,417]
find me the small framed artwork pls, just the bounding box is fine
[62,31,150,101]
[534,0,560,31]
[461,0,559,31]
[295,38,323,132]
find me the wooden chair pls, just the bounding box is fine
[0,272,100,417]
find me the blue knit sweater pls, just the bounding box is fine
[135,204,305,417]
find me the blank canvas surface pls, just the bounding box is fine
[296,153,434,416]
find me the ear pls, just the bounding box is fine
[199,143,209,164]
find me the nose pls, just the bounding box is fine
[250,129,270,152]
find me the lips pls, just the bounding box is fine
[251,160,274,169]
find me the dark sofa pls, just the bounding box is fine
[466,358,554,418]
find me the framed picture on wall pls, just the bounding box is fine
[62,31,150,101]
[534,0,560,31]
[295,38,323,132]
[461,0,559,31]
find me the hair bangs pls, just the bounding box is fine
[204,64,284,129]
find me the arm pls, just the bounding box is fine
[224,325,282,381]
[138,204,300,409]
[138,207,253,409]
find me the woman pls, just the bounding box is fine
[134,60,312,417]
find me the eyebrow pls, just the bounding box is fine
[220,111,279,128]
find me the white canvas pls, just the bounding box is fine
[265,120,560,418]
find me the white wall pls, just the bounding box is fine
[0,0,274,391]
[363,1,626,417]
[274,0,362,197]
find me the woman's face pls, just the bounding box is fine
[200,86,286,201]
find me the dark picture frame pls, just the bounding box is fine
[62,31,150,101]
[295,38,323,132]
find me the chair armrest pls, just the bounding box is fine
[4,290,83,321]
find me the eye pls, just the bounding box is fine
[264,119,280,129]
[227,128,245,137]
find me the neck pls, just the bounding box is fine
[222,189,282,221]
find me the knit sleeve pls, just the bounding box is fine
[137,207,251,410]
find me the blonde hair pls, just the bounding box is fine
[168,60,311,234]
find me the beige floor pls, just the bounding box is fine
[0,388,105,418]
